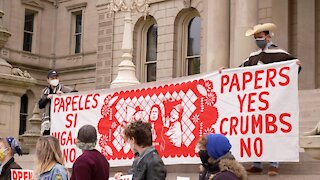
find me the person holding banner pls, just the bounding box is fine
[38,70,72,135]
[239,23,301,176]
[197,134,247,180]
[70,125,109,180]
[0,137,22,180]
[34,136,68,180]
[240,23,301,71]
[114,121,167,180]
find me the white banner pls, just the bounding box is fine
[51,60,299,167]
[11,169,33,180]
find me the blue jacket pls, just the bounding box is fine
[39,163,68,180]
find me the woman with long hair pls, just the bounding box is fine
[34,136,68,180]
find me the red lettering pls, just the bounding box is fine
[254,70,264,89]
[79,95,84,110]
[230,116,239,135]
[240,137,263,158]
[72,96,79,111]
[258,91,269,111]
[61,131,66,145]
[242,71,253,91]
[66,113,77,128]
[220,75,230,93]
[85,94,93,109]
[92,93,100,108]
[237,94,246,113]
[65,96,72,111]
[240,138,251,157]
[252,114,263,134]
[23,171,28,179]
[12,170,17,179]
[265,114,277,133]
[266,68,277,88]
[229,74,240,92]
[279,66,290,86]
[63,148,77,163]
[54,98,60,113]
[53,131,75,145]
[280,113,292,133]
[247,92,257,112]
[240,116,249,134]
[58,98,65,112]
[253,137,263,157]
[220,118,228,135]
[18,171,22,179]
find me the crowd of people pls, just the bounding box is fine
[0,124,245,180]
[0,22,301,180]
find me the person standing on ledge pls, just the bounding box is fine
[38,70,72,135]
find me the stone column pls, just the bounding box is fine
[107,0,150,88]
[204,0,230,71]
[96,2,114,89]
[297,0,316,89]
[230,0,258,67]
[272,0,289,51]
[110,10,140,88]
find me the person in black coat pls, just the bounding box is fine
[0,137,23,180]
[114,121,167,180]
[38,70,72,135]
[198,134,247,180]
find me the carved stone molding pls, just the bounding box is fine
[21,0,44,9]
[66,2,87,11]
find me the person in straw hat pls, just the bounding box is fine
[241,23,301,176]
[240,23,301,70]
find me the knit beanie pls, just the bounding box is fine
[205,134,231,159]
[76,125,97,150]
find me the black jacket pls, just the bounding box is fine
[0,157,22,180]
[199,152,247,180]
[129,146,166,180]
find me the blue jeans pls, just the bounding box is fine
[253,162,279,168]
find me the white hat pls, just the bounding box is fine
[245,23,277,36]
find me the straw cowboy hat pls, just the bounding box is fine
[245,23,277,36]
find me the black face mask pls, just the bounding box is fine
[198,150,220,173]
[199,150,210,165]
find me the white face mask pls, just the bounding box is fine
[50,79,59,86]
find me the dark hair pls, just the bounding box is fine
[263,31,270,36]
[124,121,152,147]
[47,70,59,78]
[77,125,97,143]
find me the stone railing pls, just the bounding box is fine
[300,121,320,160]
